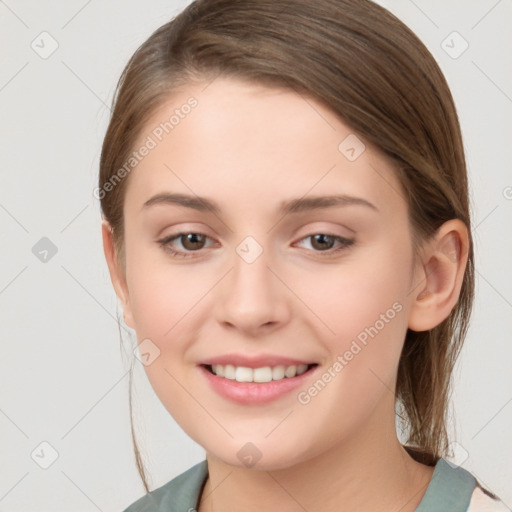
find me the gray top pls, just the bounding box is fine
[123,457,477,512]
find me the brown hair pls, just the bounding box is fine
[100,0,479,495]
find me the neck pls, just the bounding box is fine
[197,396,435,512]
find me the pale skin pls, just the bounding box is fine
[102,77,469,512]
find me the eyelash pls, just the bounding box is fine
[156,232,355,259]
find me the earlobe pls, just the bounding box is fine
[408,219,469,332]
[101,220,135,329]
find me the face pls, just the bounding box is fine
[111,77,422,469]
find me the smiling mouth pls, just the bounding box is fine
[202,363,318,383]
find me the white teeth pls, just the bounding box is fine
[296,364,308,375]
[224,364,236,380]
[253,367,272,383]
[272,365,285,380]
[284,365,297,378]
[209,363,312,382]
[235,367,253,382]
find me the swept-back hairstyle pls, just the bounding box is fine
[99,0,482,495]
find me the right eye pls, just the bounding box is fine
[157,232,216,258]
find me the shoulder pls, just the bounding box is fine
[412,457,508,512]
[122,460,208,512]
[466,485,510,512]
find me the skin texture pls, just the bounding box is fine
[102,77,469,512]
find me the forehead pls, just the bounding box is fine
[124,77,406,220]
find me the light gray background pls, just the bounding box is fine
[0,0,511,510]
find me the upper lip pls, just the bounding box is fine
[200,354,316,368]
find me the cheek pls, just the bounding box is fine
[125,243,204,340]
[124,251,206,414]
[301,243,412,378]
[290,254,410,444]
[312,248,409,324]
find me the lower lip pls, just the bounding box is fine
[198,365,318,405]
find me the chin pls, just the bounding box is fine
[204,439,312,471]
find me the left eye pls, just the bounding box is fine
[295,233,354,252]
[157,232,354,258]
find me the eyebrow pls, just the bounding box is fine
[141,192,378,215]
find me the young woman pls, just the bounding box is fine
[98,0,508,510]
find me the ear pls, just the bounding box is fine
[408,219,470,332]
[101,220,135,329]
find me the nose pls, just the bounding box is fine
[215,241,291,336]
